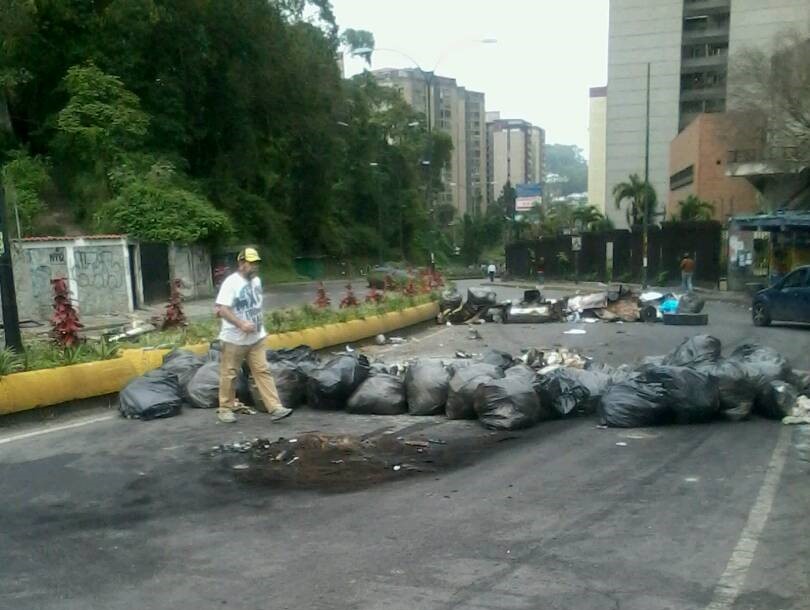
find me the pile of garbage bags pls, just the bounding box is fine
[120,335,806,433]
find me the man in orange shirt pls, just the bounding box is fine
[680,252,695,292]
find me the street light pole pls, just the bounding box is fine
[0,178,23,351]
[642,62,651,288]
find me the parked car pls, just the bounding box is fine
[752,265,810,326]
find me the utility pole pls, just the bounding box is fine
[642,62,651,289]
[0,178,23,351]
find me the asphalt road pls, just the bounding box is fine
[1,299,809,610]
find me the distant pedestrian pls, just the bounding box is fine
[487,262,497,282]
[214,247,292,424]
[680,252,695,292]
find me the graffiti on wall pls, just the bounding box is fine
[72,246,129,314]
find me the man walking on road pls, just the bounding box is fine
[215,247,292,424]
[487,262,497,283]
[680,252,695,292]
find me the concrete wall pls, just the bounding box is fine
[588,90,607,214]
[10,237,134,320]
[169,244,213,300]
[728,0,810,61]
[605,0,684,228]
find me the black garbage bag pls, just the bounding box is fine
[504,363,536,382]
[265,345,317,364]
[677,292,706,314]
[534,368,593,417]
[638,355,666,368]
[467,287,497,307]
[446,363,504,420]
[119,369,183,420]
[755,380,798,420]
[789,369,810,395]
[478,349,514,370]
[440,289,463,312]
[640,365,720,423]
[473,377,545,430]
[368,362,390,376]
[729,344,792,391]
[306,354,370,410]
[697,359,757,421]
[160,349,205,389]
[185,361,252,409]
[268,360,308,408]
[598,380,671,428]
[405,360,450,416]
[346,374,407,415]
[662,335,722,367]
[445,358,473,376]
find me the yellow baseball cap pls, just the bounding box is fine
[238,247,261,263]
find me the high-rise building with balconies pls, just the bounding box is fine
[605,0,810,228]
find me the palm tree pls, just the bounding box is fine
[612,174,657,226]
[677,194,715,221]
[572,205,605,232]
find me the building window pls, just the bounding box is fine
[670,165,695,190]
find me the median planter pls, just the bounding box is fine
[0,302,439,416]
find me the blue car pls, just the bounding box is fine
[752,265,810,326]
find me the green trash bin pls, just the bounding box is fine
[294,256,326,280]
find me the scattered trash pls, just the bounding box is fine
[375,334,386,345]
[783,395,810,425]
[564,329,587,335]
[615,442,628,447]
[393,465,402,471]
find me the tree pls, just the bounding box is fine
[612,173,657,226]
[341,28,375,64]
[572,205,606,232]
[54,62,149,174]
[677,195,714,221]
[728,27,810,172]
[98,160,233,244]
[1,149,52,236]
[545,144,588,195]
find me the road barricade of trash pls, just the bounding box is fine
[119,332,808,437]
[436,284,709,327]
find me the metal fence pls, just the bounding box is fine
[506,221,723,286]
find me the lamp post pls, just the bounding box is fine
[369,162,383,264]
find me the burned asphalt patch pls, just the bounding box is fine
[207,425,554,493]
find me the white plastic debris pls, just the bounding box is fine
[375,334,386,345]
[615,442,628,447]
[783,395,810,425]
[639,291,664,302]
[564,329,587,335]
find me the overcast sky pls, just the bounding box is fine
[333,0,609,158]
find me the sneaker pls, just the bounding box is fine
[269,406,293,422]
[217,409,237,424]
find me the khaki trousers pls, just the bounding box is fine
[218,340,283,412]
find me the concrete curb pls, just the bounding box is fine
[0,302,439,416]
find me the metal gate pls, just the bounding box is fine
[139,243,170,303]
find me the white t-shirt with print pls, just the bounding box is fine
[215,273,267,346]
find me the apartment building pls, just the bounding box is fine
[587,86,607,214]
[605,0,810,228]
[486,113,545,205]
[371,68,487,217]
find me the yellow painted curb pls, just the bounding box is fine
[0,302,438,416]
